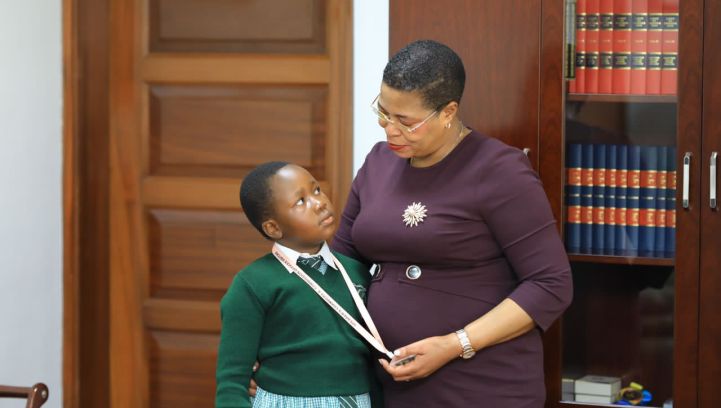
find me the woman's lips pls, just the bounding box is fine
[387,143,406,152]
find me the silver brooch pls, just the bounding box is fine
[402,202,428,227]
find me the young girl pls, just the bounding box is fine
[215,162,389,408]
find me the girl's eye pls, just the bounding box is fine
[295,198,304,206]
[313,186,321,194]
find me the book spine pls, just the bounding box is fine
[613,0,632,94]
[646,0,663,94]
[566,144,583,253]
[666,146,676,256]
[661,0,678,95]
[582,144,595,253]
[593,144,607,254]
[599,0,615,93]
[575,0,588,93]
[655,145,668,256]
[627,145,641,256]
[615,145,629,255]
[639,146,658,256]
[604,144,618,254]
[586,0,601,93]
[630,0,648,94]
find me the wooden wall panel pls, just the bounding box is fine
[149,85,327,178]
[148,209,267,297]
[150,0,326,53]
[390,0,542,162]
[149,331,218,407]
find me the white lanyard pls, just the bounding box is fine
[272,244,394,359]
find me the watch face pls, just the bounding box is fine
[462,349,476,359]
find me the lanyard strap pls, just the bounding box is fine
[272,244,394,359]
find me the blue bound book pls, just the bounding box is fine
[639,146,658,257]
[627,145,641,257]
[615,145,629,256]
[581,144,595,254]
[604,144,618,255]
[592,144,606,255]
[655,146,668,256]
[565,143,583,253]
[666,146,677,256]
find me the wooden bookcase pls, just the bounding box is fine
[389,0,721,406]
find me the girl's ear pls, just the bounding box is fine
[262,219,283,240]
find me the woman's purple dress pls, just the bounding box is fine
[331,130,573,408]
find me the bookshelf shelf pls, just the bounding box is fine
[560,403,662,408]
[567,94,677,104]
[568,254,674,267]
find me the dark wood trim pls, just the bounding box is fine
[62,0,79,405]
[567,254,674,266]
[539,1,565,406]
[327,0,354,215]
[674,0,705,406]
[64,0,112,406]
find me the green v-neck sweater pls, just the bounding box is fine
[215,252,372,408]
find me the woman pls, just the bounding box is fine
[331,40,573,407]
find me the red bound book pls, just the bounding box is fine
[573,0,588,93]
[646,0,663,94]
[586,0,601,93]
[599,0,615,93]
[612,0,632,94]
[631,0,648,94]
[661,0,678,95]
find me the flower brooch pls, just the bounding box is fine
[402,202,428,227]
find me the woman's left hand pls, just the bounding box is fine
[378,333,460,382]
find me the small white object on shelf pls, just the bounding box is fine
[574,374,622,396]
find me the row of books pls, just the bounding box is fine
[568,0,679,95]
[565,143,676,257]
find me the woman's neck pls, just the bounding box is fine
[411,122,467,168]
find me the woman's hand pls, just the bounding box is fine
[248,362,259,397]
[378,333,460,382]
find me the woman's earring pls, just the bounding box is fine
[445,122,451,129]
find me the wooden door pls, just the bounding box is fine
[699,0,721,405]
[389,0,543,169]
[107,1,352,406]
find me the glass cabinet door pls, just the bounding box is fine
[561,0,679,406]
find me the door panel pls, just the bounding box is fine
[699,0,721,405]
[108,1,351,406]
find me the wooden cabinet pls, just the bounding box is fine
[390,0,720,406]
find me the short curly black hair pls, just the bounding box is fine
[383,40,466,110]
[240,161,289,240]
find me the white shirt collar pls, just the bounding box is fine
[274,241,337,270]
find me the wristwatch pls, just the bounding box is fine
[455,329,476,359]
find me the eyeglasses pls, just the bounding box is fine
[370,94,440,134]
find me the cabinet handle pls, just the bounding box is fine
[522,148,531,156]
[711,152,718,209]
[683,152,692,209]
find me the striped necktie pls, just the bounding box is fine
[296,255,328,275]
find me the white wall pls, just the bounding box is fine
[353,0,390,174]
[0,1,63,407]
